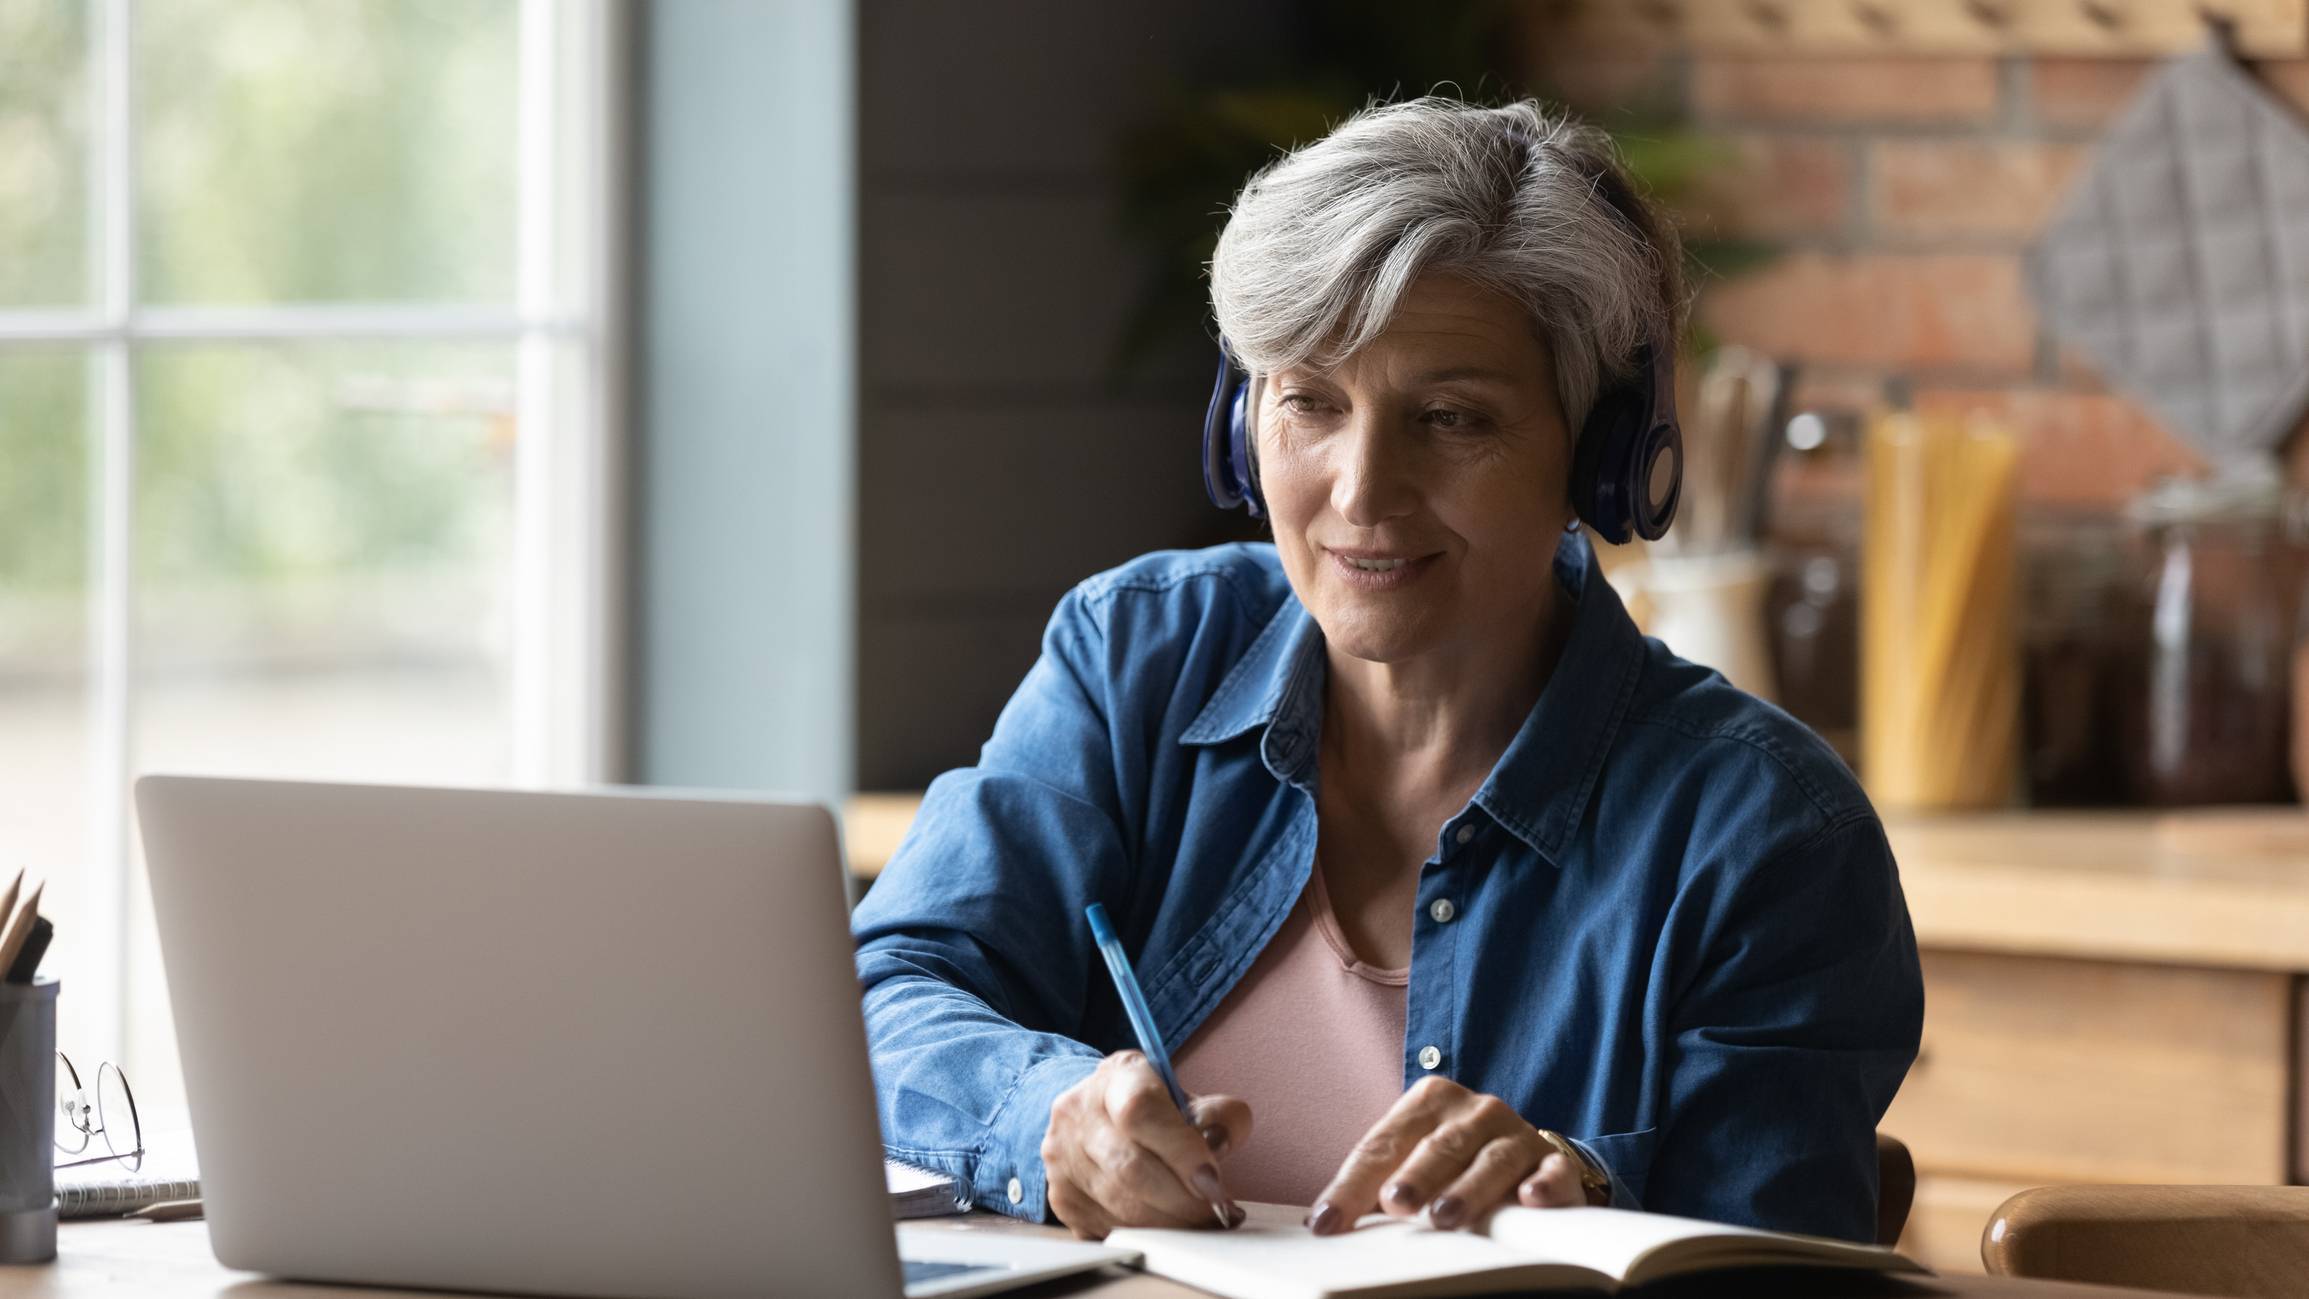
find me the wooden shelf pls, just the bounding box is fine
[1888,809,2309,971]
[843,792,922,880]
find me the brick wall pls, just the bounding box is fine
[1526,31,2309,506]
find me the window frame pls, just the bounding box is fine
[0,0,629,1064]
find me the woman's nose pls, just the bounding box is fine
[1329,415,1418,528]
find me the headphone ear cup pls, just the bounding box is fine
[1629,417,1682,541]
[1228,383,1264,518]
[1202,349,1256,514]
[1573,342,1683,545]
[1571,383,1643,544]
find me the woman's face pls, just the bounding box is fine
[1257,271,1575,669]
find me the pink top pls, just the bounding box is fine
[1172,866,1409,1207]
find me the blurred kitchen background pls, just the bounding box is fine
[5,0,2309,1272]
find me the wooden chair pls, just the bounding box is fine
[1981,1185,2309,1298]
[1876,1132,1915,1247]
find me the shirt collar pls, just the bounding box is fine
[1177,578,1327,783]
[1181,533,1647,863]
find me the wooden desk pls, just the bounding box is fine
[0,1215,2205,1298]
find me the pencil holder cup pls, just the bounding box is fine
[0,979,57,1263]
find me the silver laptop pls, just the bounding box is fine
[136,776,1132,1299]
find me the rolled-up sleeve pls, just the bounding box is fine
[1642,813,1925,1242]
[851,585,1124,1221]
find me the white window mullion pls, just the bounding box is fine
[133,306,582,341]
[83,343,131,1057]
[513,0,619,788]
[0,312,108,343]
[510,0,559,787]
[78,0,136,1060]
[0,307,582,345]
[559,0,624,787]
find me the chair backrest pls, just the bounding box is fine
[1875,1132,1915,1247]
[1983,1184,2309,1297]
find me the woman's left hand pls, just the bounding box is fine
[1306,1076,1600,1235]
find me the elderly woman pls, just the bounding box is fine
[853,97,1921,1245]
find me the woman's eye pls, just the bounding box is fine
[1278,393,1323,413]
[1423,407,1472,429]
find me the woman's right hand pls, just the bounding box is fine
[1041,1050,1251,1239]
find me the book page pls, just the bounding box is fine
[1479,1206,1920,1284]
[1110,1204,1610,1299]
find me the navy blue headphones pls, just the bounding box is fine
[1200,333,1683,545]
[1201,119,1684,545]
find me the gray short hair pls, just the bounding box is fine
[1208,97,1686,434]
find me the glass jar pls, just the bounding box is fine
[1768,519,1859,766]
[1763,409,1865,767]
[2020,512,2129,805]
[2123,469,2294,806]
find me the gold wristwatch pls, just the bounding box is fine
[1534,1128,1612,1204]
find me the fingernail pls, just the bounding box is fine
[1201,1125,1230,1156]
[1385,1180,1420,1208]
[1429,1196,1465,1229]
[1226,1202,1247,1229]
[1191,1164,1226,1202]
[1307,1201,1341,1235]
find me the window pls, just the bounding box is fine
[0,0,624,1114]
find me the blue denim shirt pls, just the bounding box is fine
[852,534,1922,1243]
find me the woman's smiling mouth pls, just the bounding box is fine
[1326,547,1440,588]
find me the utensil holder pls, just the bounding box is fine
[0,980,57,1263]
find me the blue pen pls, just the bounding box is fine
[1085,903,1232,1228]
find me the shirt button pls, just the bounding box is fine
[1006,1177,1024,1206]
[1428,898,1456,924]
[1417,1044,1442,1071]
[1454,825,1474,845]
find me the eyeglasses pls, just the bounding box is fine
[53,1052,142,1172]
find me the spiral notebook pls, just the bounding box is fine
[54,1149,201,1220]
[884,1155,967,1219]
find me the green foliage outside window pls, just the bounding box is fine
[0,0,517,610]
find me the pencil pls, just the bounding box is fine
[0,881,44,981]
[0,871,23,950]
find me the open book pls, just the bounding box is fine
[1108,1202,1925,1298]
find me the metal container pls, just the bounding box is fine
[0,979,57,1263]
